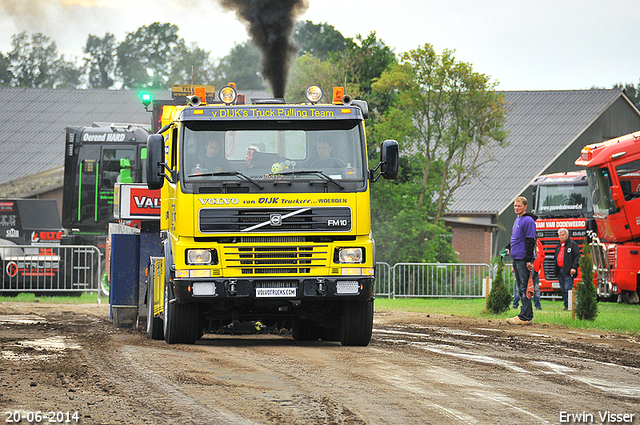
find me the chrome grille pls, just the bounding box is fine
[226,244,329,275]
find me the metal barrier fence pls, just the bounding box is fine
[374,261,561,300]
[375,262,492,298]
[0,244,101,294]
[374,262,393,297]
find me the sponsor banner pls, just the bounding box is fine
[536,219,586,229]
[31,231,63,243]
[0,201,15,211]
[116,184,161,219]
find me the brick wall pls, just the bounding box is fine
[450,223,493,264]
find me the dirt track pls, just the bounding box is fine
[1,302,639,424]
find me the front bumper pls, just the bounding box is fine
[172,276,374,303]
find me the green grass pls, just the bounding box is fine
[375,297,640,335]
[0,292,107,304]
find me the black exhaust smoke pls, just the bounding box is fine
[217,0,310,98]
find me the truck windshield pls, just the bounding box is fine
[534,183,592,217]
[181,120,366,186]
[587,167,617,216]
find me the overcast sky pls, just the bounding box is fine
[1,0,638,91]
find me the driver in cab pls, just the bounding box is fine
[191,138,228,174]
[313,141,344,169]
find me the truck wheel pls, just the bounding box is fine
[99,260,110,298]
[146,280,163,340]
[163,281,199,344]
[292,319,320,341]
[340,300,373,347]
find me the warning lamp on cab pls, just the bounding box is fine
[194,87,207,106]
[332,87,345,104]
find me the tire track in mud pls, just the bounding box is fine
[370,323,640,422]
[122,338,370,424]
[81,337,254,425]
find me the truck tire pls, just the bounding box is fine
[163,281,200,344]
[99,260,109,298]
[146,280,163,340]
[292,319,320,341]
[340,300,373,346]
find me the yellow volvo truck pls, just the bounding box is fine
[145,85,398,346]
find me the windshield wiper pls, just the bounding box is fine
[268,170,344,189]
[187,171,264,189]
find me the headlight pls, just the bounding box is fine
[305,85,323,103]
[337,247,363,263]
[187,249,213,264]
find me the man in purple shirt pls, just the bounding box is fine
[505,196,537,325]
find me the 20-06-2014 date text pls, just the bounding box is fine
[5,411,80,423]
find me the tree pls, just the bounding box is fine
[212,42,264,91]
[54,55,83,89]
[83,33,117,88]
[287,54,359,102]
[576,239,598,321]
[0,52,11,86]
[9,32,59,87]
[486,260,512,314]
[170,42,216,86]
[117,22,182,88]
[372,44,507,224]
[369,153,456,264]
[342,32,396,97]
[287,31,395,107]
[294,20,347,60]
[614,82,640,107]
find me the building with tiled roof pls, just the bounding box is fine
[445,89,640,263]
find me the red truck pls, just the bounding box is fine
[530,171,593,294]
[575,131,640,303]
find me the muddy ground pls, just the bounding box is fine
[1,302,639,424]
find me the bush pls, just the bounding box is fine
[486,260,512,314]
[576,239,598,321]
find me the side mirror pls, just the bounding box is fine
[380,140,399,180]
[610,184,624,209]
[147,134,165,190]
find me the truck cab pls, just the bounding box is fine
[576,131,640,302]
[531,171,593,293]
[62,123,150,235]
[145,85,399,345]
[62,123,151,294]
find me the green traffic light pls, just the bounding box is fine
[141,93,151,108]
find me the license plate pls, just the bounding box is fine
[552,283,560,289]
[256,288,297,297]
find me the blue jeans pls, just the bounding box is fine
[557,270,575,308]
[513,259,534,321]
[513,271,541,309]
